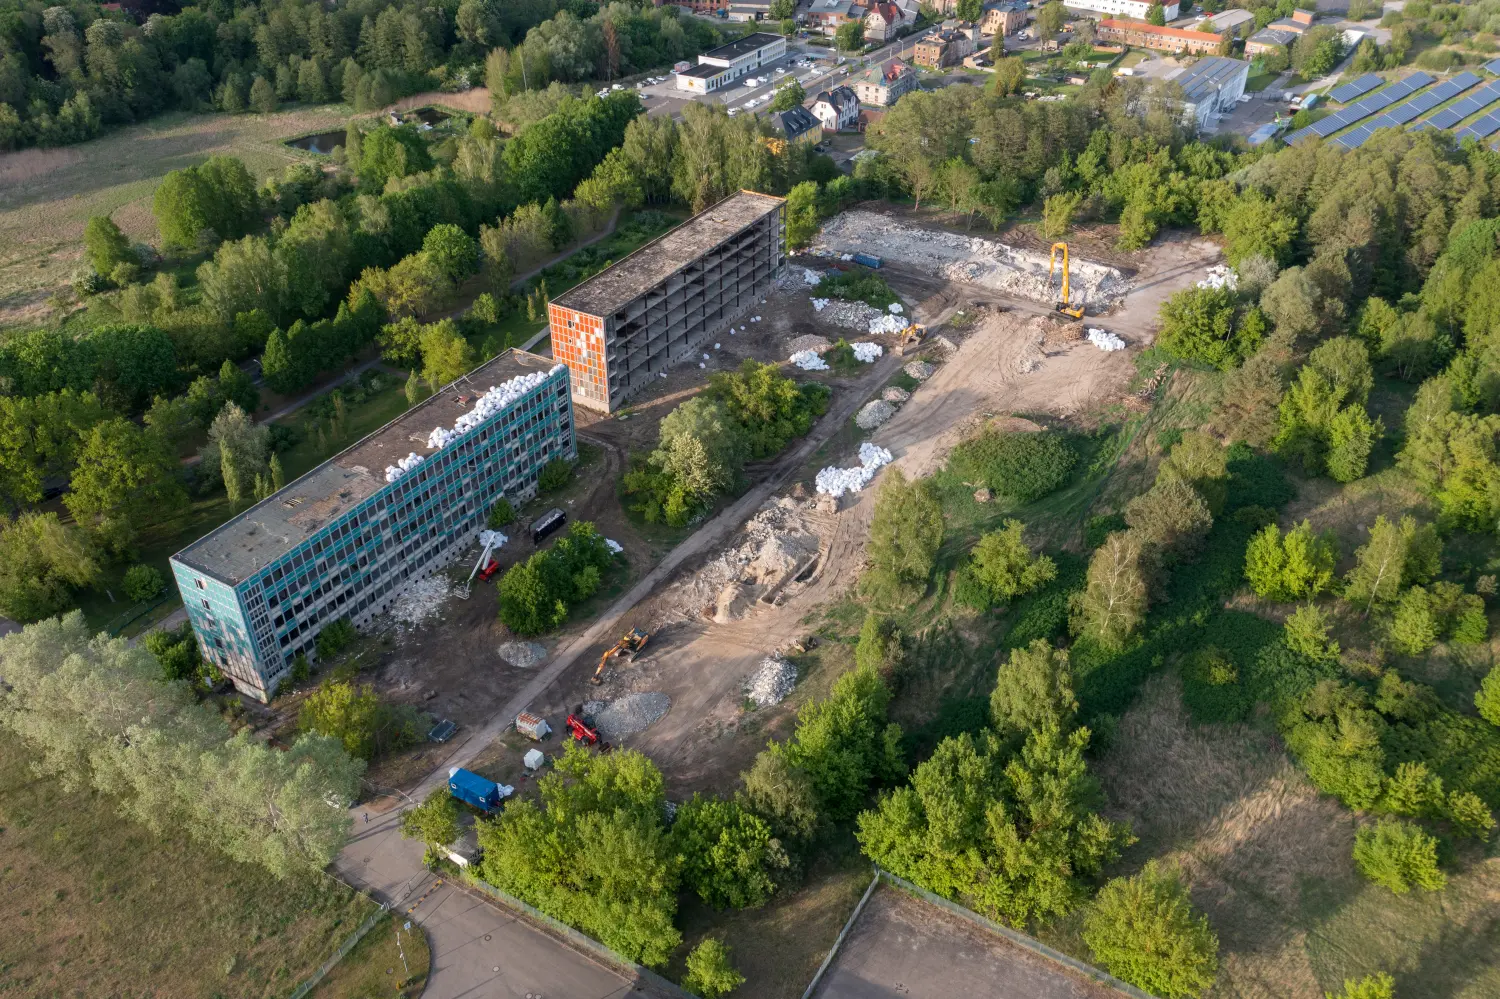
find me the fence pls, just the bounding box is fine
[285,904,392,999]
[799,866,1157,999]
[461,872,697,998]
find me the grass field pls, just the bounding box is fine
[0,105,353,325]
[310,914,430,999]
[0,729,380,998]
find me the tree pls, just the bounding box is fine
[653,396,746,503]
[683,938,744,998]
[1125,475,1213,561]
[142,621,211,685]
[865,469,943,591]
[956,0,983,19]
[1343,515,1440,614]
[1285,603,1339,662]
[83,215,132,277]
[489,497,516,528]
[835,19,865,51]
[855,612,905,682]
[1478,665,1500,727]
[1388,586,1438,656]
[122,564,165,603]
[770,0,797,17]
[1214,352,1284,447]
[769,79,805,111]
[777,665,904,821]
[740,750,821,845]
[1083,861,1219,999]
[784,180,821,249]
[1037,0,1066,35]
[65,419,185,554]
[400,787,461,858]
[207,402,271,506]
[957,520,1056,610]
[422,224,480,283]
[249,75,277,113]
[299,678,386,760]
[1158,431,1229,514]
[1326,974,1396,999]
[1244,521,1337,602]
[0,513,99,622]
[673,795,785,909]
[420,319,476,391]
[1353,818,1446,894]
[990,55,1026,98]
[1073,531,1148,649]
[1042,192,1082,240]
[1157,286,1258,370]
[1146,2,1167,23]
[990,639,1077,743]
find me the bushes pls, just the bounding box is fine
[498,521,616,635]
[1083,860,1219,999]
[538,458,573,493]
[707,360,830,460]
[814,267,898,309]
[864,469,944,599]
[1353,818,1447,894]
[122,564,165,603]
[488,498,516,528]
[298,677,422,761]
[683,938,744,998]
[954,519,1057,611]
[1244,521,1337,601]
[1156,285,1263,370]
[947,429,1077,502]
[672,795,786,909]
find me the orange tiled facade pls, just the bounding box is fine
[548,303,609,410]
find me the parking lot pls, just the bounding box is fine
[631,48,848,117]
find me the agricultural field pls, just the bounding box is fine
[0,729,380,997]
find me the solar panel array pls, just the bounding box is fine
[1486,57,1500,75]
[1412,73,1495,130]
[1457,106,1500,141]
[1328,73,1384,104]
[1334,74,1481,148]
[1284,72,1435,145]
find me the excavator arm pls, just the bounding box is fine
[1048,242,1086,319]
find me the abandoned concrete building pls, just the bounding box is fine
[548,190,787,413]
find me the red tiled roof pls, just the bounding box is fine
[1098,18,1223,41]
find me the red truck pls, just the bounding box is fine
[477,558,500,582]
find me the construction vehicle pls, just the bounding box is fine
[591,627,651,684]
[895,322,927,356]
[477,557,501,582]
[459,529,507,598]
[565,709,600,746]
[1048,242,1086,319]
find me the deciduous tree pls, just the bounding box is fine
[1083,860,1219,999]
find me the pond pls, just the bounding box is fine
[285,130,344,154]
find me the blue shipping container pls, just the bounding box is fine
[449,767,502,811]
[852,252,882,268]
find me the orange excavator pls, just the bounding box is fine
[590,627,651,684]
[1049,242,1086,319]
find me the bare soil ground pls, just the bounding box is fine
[1093,674,1500,999]
[813,884,1125,999]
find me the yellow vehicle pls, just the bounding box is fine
[1048,242,1086,319]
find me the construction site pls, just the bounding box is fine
[312,203,1222,998]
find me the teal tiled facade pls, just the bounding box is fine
[171,354,575,702]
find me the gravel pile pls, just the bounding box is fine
[787,334,832,355]
[389,576,450,628]
[856,399,896,429]
[745,657,797,707]
[582,692,671,741]
[904,360,935,381]
[883,386,910,403]
[498,641,547,668]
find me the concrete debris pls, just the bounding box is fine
[818,298,886,331]
[814,211,1131,308]
[904,360,935,381]
[498,641,547,668]
[389,575,451,629]
[882,386,911,403]
[1087,328,1126,351]
[868,313,907,335]
[422,365,568,457]
[655,497,822,626]
[812,297,830,311]
[856,399,897,429]
[851,341,883,362]
[787,334,832,355]
[804,268,823,286]
[1197,264,1237,290]
[791,350,830,371]
[889,303,904,314]
[582,692,671,741]
[606,538,624,554]
[974,487,992,503]
[745,657,797,707]
[815,442,894,498]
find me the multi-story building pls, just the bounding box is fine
[674,32,788,93]
[980,0,1029,36]
[812,85,861,131]
[1174,55,1249,130]
[864,2,908,42]
[808,0,867,35]
[852,57,918,105]
[914,28,971,68]
[548,191,787,414]
[170,350,575,702]
[1095,18,1223,54]
[773,105,823,145]
[1066,0,1179,19]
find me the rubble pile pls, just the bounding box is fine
[787,334,832,355]
[389,575,451,628]
[815,442,894,498]
[498,641,547,668]
[745,657,797,707]
[867,313,907,335]
[904,360,935,381]
[791,350,830,371]
[1197,265,1237,290]
[816,298,886,331]
[883,386,911,403]
[851,341,884,363]
[582,692,671,741]
[814,211,1131,308]
[856,399,897,429]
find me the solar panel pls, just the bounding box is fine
[1284,73,1435,144]
[1417,75,1499,130]
[1338,72,1485,146]
[1486,57,1500,75]
[1329,73,1384,104]
[1456,110,1500,141]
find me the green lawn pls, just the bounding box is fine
[1246,71,1278,93]
[0,729,379,997]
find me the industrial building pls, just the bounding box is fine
[1095,19,1223,54]
[1066,0,1178,19]
[170,349,575,702]
[673,32,788,93]
[548,191,786,413]
[1173,55,1249,130]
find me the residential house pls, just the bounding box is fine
[808,0,866,35]
[980,0,1028,37]
[914,28,970,68]
[852,58,918,105]
[864,2,908,42]
[773,105,823,146]
[811,85,860,131]
[1095,19,1225,55]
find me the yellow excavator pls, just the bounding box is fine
[1048,242,1086,319]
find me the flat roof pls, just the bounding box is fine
[678,63,725,79]
[173,349,560,585]
[701,31,784,62]
[1175,55,1249,101]
[552,191,784,319]
[1098,18,1223,41]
